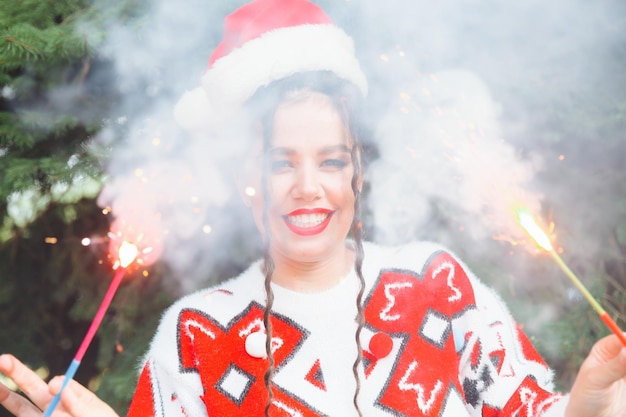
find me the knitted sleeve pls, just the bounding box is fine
[456,262,570,416]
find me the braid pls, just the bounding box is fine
[327,89,367,416]
[260,112,276,417]
[262,252,275,417]
[350,140,366,417]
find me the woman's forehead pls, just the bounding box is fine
[270,94,350,148]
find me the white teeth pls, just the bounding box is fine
[287,213,329,228]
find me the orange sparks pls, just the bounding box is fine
[118,241,139,268]
[515,206,626,346]
[107,217,163,268]
[492,234,523,246]
[516,208,553,251]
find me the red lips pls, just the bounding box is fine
[283,208,334,236]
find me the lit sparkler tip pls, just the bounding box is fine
[515,207,553,251]
[515,208,626,347]
[118,241,139,268]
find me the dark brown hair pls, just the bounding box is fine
[247,72,371,416]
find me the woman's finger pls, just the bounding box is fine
[49,377,119,417]
[0,354,52,411]
[0,379,43,417]
[587,334,625,364]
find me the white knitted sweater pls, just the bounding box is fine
[127,241,569,416]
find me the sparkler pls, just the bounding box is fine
[516,207,626,347]
[43,241,139,417]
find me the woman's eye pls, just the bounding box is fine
[321,159,348,169]
[271,160,292,172]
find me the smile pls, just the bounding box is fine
[283,209,334,236]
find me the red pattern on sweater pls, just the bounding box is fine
[127,245,565,416]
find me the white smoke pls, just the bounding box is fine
[82,0,625,294]
[368,67,543,246]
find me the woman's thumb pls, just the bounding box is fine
[583,335,626,389]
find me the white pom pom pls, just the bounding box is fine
[245,331,268,358]
[173,87,214,132]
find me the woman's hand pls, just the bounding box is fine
[0,354,119,417]
[566,334,626,417]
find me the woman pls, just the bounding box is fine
[2,0,625,416]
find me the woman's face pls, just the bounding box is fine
[245,92,357,266]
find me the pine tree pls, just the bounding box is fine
[0,1,174,414]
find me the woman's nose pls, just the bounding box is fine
[292,166,322,200]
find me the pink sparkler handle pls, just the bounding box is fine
[43,266,127,417]
[75,266,127,361]
[599,312,626,347]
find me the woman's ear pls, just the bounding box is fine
[241,185,259,207]
[234,136,262,208]
[235,172,255,207]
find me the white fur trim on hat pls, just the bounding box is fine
[174,24,367,132]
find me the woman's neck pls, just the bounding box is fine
[269,243,355,293]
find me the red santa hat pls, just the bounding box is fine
[174,0,368,132]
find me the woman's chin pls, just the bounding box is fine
[273,237,345,264]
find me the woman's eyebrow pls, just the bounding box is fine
[267,147,294,156]
[319,144,351,155]
[266,144,351,156]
